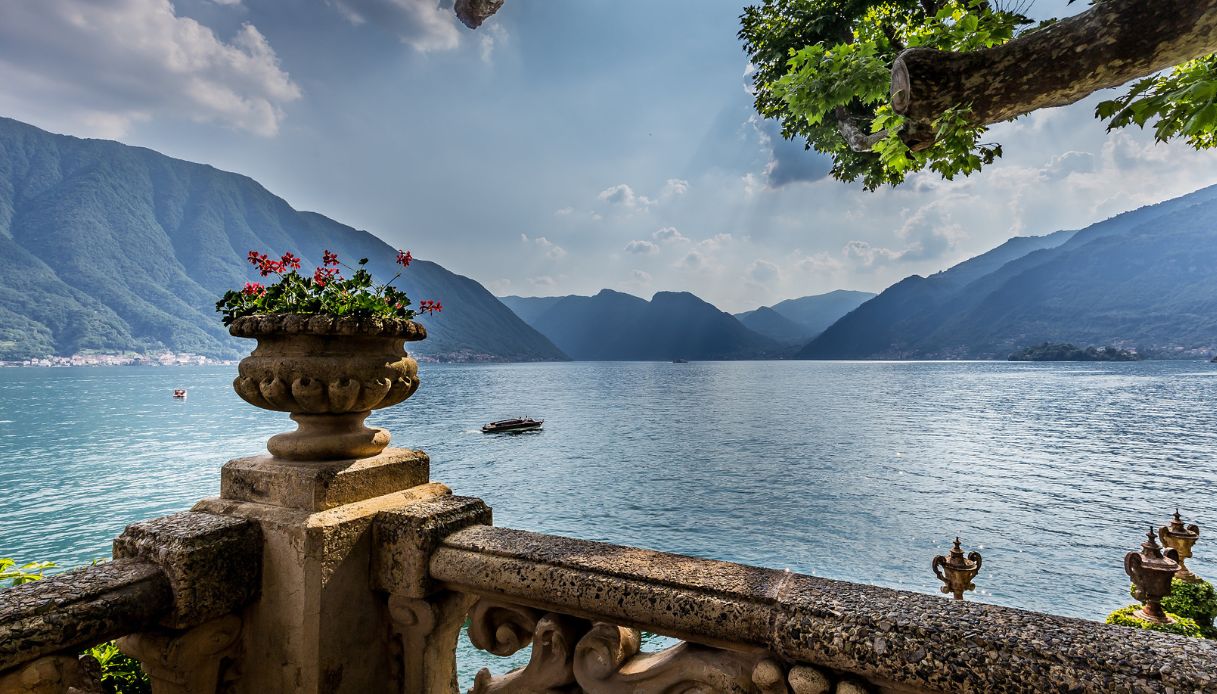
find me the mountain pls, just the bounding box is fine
[0,117,566,362]
[735,307,810,345]
[799,184,1217,359]
[498,295,566,326]
[505,288,783,360]
[735,289,875,343]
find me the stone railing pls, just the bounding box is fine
[2,447,1215,693]
[0,512,260,692]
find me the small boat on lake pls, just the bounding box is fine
[672,358,688,363]
[482,417,542,433]
[172,389,187,399]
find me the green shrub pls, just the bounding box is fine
[1107,605,1203,638]
[1161,579,1217,628]
[2,557,151,692]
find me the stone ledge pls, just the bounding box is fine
[0,560,171,673]
[112,512,261,630]
[373,495,493,598]
[220,448,430,511]
[431,526,1217,694]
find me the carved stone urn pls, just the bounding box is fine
[1159,509,1201,583]
[932,537,982,601]
[229,314,424,461]
[1125,528,1181,624]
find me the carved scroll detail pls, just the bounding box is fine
[471,613,590,693]
[572,623,790,693]
[467,599,546,657]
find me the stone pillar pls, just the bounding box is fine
[191,448,461,694]
[372,495,493,693]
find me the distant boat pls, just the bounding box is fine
[172,389,187,399]
[672,358,688,363]
[482,417,542,433]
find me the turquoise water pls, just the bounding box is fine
[1,360,1215,629]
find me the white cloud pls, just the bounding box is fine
[529,275,557,289]
[212,0,243,4]
[794,251,844,275]
[624,240,659,255]
[479,22,508,64]
[697,233,733,252]
[0,0,301,138]
[632,270,653,283]
[661,178,689,198]
[652,226,689,244]
[329,0,461,52]
[678,250,708,271]
[554,207,574,216]
[520,233,567,261]
[598,183,654,209]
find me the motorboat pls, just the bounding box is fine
[482,417,542,433]
[173,389,187,399]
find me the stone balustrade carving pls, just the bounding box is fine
[425,525,1217,694]
[0,512,261,690]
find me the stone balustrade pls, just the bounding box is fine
[1,448,1214,694]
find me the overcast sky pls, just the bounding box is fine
[2,0,1216,312]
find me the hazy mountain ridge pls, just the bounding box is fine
[502,289,785,360]
[799,187,1217,359]
[0,117,567,362]
[735,289,876,343]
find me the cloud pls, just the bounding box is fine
[478,22,508,64]
[0,0,301,138]
[661,178,689,198]
[697,233,733,252]
[520,233,566,260]
[598,183,654,209]
[794,251,844,275]
[632,270,653,283]
[529,275,558,289]
[652,226,689,244]
[1040,151,1095,180]
[678,250,708,271]
[329,0,461,52]
[747,259,780,283]
[624,240,659,255]
[843,240,901,268]
[751,117,833,188]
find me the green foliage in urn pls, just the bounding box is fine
[1106,605,1203,638]
[216,249,441,326]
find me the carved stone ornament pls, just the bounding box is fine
[229,314,424,460]
[463,598,866,694]
[117,614,242,694]
[932,537,982,601]
[1159,509,1202,583]
[1125,527,1182,624]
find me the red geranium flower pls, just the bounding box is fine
[242,282,265,296]
[281,252,301,270]
[418,299,442,315]
[396,249,412,267]
[322,250,339,267]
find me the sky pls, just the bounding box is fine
[2,0,1217,312]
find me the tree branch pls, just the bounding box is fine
[454,0,505,29]
[892,0,1217,128]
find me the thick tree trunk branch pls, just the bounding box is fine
[454,0,505,29]
[892,0,1217,128]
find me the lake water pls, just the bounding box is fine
[1,360,1215,675]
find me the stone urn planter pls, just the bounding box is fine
[229,314,425,461]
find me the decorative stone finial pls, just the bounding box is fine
[933,537,982,601]
[1125,527,1181,623]
[1159,509,1201,583]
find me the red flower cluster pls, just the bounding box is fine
[322,250,339,267]
[281,252,301,270]
[242,282,265,296]
[247,251,288,277]
[313,266,340,287]
[396,249,412,267]
[418,299,442,315]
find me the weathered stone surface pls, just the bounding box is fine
[0,560,171,673]
[221,448,430,511]
[112,512,261,630]
[229,316,423,460]
[0,655,102,694]
[193,480,451,693]
[432,525,1217,694]
[118,615,243,694]
[373,495,492,598]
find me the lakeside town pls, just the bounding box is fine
[0,352,237,368]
